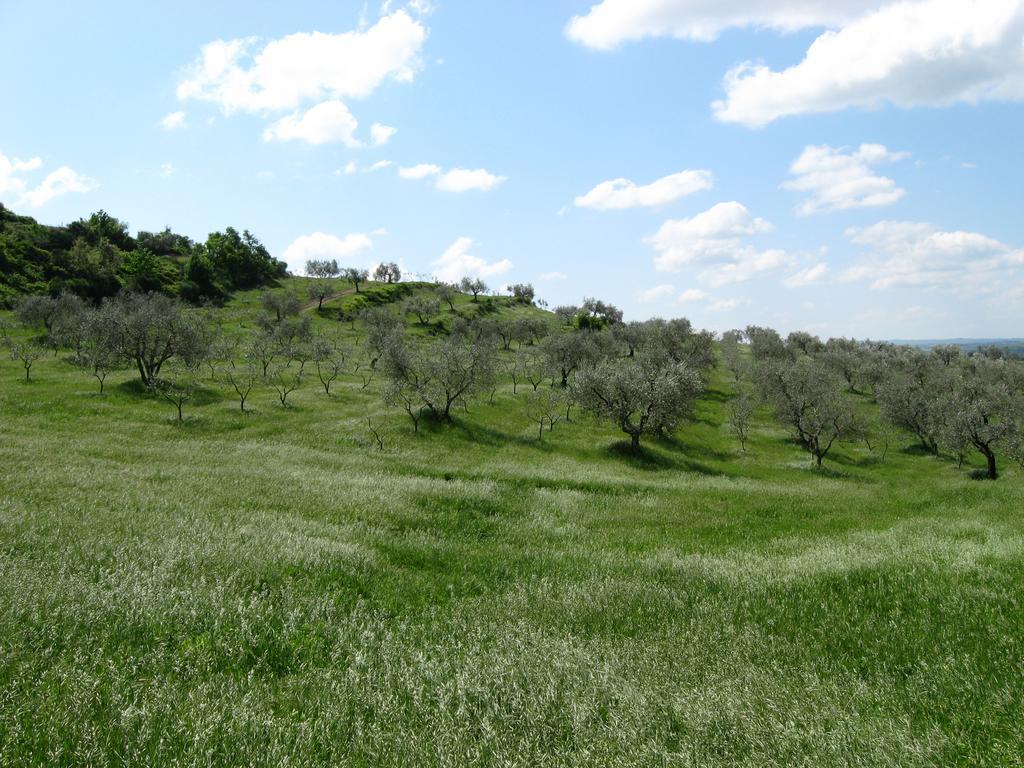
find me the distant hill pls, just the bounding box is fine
[892,338,1024,357]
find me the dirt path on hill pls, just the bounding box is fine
[301,287,358,312]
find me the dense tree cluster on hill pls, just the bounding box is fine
[0,204,286,304]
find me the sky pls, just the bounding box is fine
[1,0,1023,338]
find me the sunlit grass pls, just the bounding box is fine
[1,293,1022,766]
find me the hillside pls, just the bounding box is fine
[1,280,1022,766]
[0,204,285,304]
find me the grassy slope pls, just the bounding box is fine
[1,282,1022,766]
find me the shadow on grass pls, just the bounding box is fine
[968,469,997,481]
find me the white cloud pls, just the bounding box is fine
[177,11,425,113]
[714,0,1024,127]
[282,231,374,274]
[0,152,42,197]
[370,122,397,145]
[646,201,792,285]
[678,288,709,302]
[539,271,568,281]
[639,284,676,302]
[159,162,176,178]
[565,0,873,49]
[435,168,506,192]
[399,164,506,192]
[340,159,392,174]
[783,144,908,215]
[784,263,829,287]
[574,169,712,210]
[432,237,513,282]
[263,100,361,146]
[1,152,96,208]
[842,220,1024,290]
[21,167,98,208]
[159,111,187,130]
[398,163,441,179]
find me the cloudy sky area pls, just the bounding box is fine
[1,0,1022,337]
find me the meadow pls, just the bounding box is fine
[1,283,1022,766]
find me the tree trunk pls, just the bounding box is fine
[176,402,183,421]
[982,445,998,480]
[630,432,640,451]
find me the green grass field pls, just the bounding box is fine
[1,285,1022,766]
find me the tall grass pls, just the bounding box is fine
[1,291,1022,766]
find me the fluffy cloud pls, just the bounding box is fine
[176,11,423,145]
[282,231,374,274]
[399,164,506,192]
[398,163,441,179]
[263,100,360,146]
[159,111,187,130]
[574,169,712,210]
[1,151,96,208]
[177,11,425,113]
[435,168,506,192]
[646,201,792,285]
[0,153,41,197]
[639,284,676,302]
[566,0,873,49]
[783,144,907,215]
[783,263,829,287]
[432,237,513,282]
[370,123,397,146]
[714,0,1024,127]
[842,220,1024,290]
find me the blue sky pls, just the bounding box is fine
[2,0,1022,338]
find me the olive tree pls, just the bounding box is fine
[374,262,401,284]
[875,352,946,454]
[305,259,340,279]
[6,339,46,381]
[611,321,647,357]
[573,357,703,450]
[223,358,260,412]
[73,306,120,392]
[510,283,535,305]
[342,267,369,293]
[524,388,566,441]
[381,333,497,421]
[728,390,756,452]
[459,276,487,301]
[757,357,859,467]
[540,331,601,387]
[937,358,1022,479]
[404,295,440,326]
[150,357,203,421]
[261,291,302,322]
[312,335,350,395]
[307,279,335,310]
[105,293,205,387]
[435,282,458,311]
[744,325,790,362]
